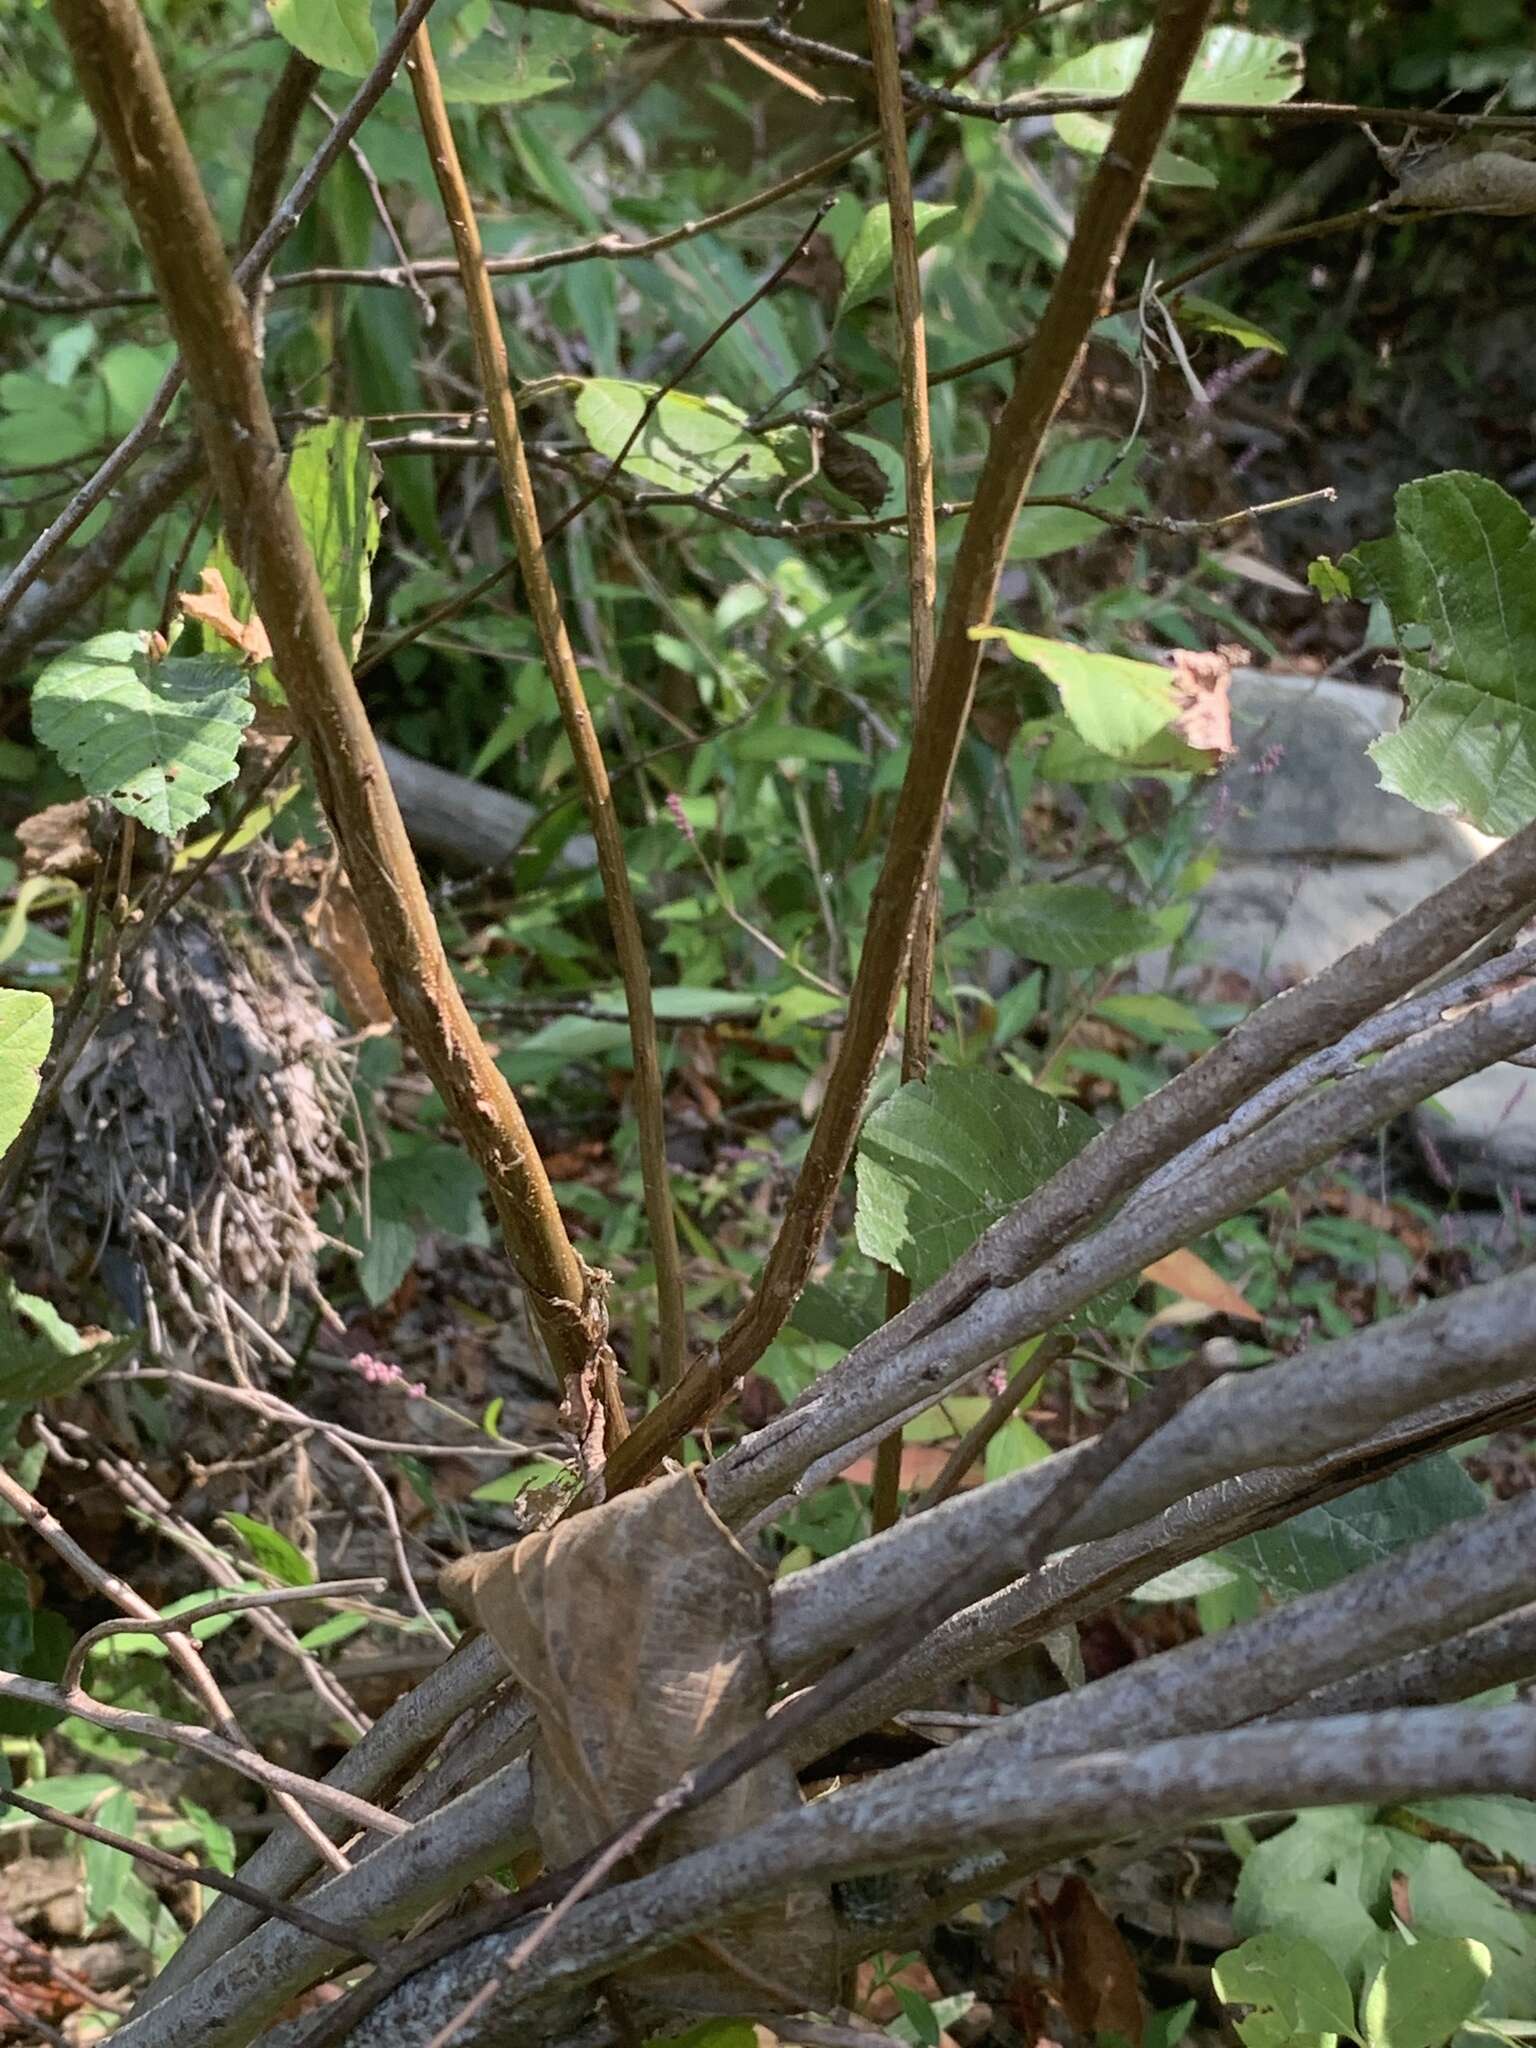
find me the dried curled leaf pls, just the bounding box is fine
[1166,646,1238,758]
[442,1472,839,2023]
[179,565,274,665]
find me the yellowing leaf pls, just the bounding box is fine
[1142,1248,1262,1323]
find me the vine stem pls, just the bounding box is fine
[50,0,604,1415]
[398,2,682,1409]
[864,0,939,1536]
[607,0,1222,1494]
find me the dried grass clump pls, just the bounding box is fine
[26,903,356,1371]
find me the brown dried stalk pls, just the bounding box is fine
[610,0,1221,1491]
[51,0,605,1414]
[397,6,681,1409]
[863,0,940,1535]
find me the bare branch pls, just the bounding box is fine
[51,0,600,1402]
[610,0,1222,1489]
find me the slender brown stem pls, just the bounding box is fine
[912,1335,1073,1513]
[607,0,1220,1495]
[864,0,939,1536]
[0,0,440,626]
[237,46,320,256]
[0,1461,353,1871]
[51,0,602,1417]
[399,7,679,1413]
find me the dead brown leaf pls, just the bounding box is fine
[442,1473,839,2027]
[1037,1875,1146,2045]
[840,1442,981,1490]
[1143,1247,1262,1324]
[303,868,393,1031]
[1166,646,1236,758]
[179,565,273,664]
[16,800,96,882]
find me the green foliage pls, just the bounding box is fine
[962,880,1166,968]
[210,417,381,662]
[1212,1931,1358,2042]
[31,633,253,836]
[266,0,377,75]
[838,201,960,316]
[349,1139,492,1305]
[220,1514,315,1588]
[1045,27,1304,187]
[974,627,1211,768]
[1229,1457,1485,1597]
[855,1067,1099,1291]
[0,1280,130,1402]
[572,380,789,495]
[1360,1938,1491,2048]
[0,989,50,1161]
[1344,472,1536,835]
[1227,1805,1536,2045]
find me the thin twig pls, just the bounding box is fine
[0,1460,354,1871]
[864,0,939,1536]
[401,4,679,1411]
[61,1579,386,1692]
[0,1780,387,1962]
[606,0,1222,1496]
[53,0,605,1413]
[912,1334,1073,1513]
[0,0,443,624]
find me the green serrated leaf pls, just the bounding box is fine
[838,201,959,315]
[1230,1456,1483,1598]
[974,627,1179,758]
[1309,557,1353,601]
[0,1281,129,1403]
[1212,1932,1358,2040]
[31,633,252,837]
[968,881,1164,969]
[573,380,786,495]
[1361,1936,1490,2048]
[0,990,51,1162]
[221,1513,315,1588]
[1343,472,1536,833]
[855,1067,1107,1293]
[266,0,377,74]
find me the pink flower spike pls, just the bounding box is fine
[665,791,697,846]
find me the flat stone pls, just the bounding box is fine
[1184,672,1536,1198]
[1215,670,1441,861]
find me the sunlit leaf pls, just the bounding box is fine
[1344,470,1536,832]
[266,0,376,74]
[0,991,50,1162]
[31,632,252,837]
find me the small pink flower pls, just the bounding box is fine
[1251,742,1286,778]
[665,791,697,847]
[350,1351,427,1400]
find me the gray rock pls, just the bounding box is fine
[1188,672,1536,1198]
[1215,670,1440,861]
